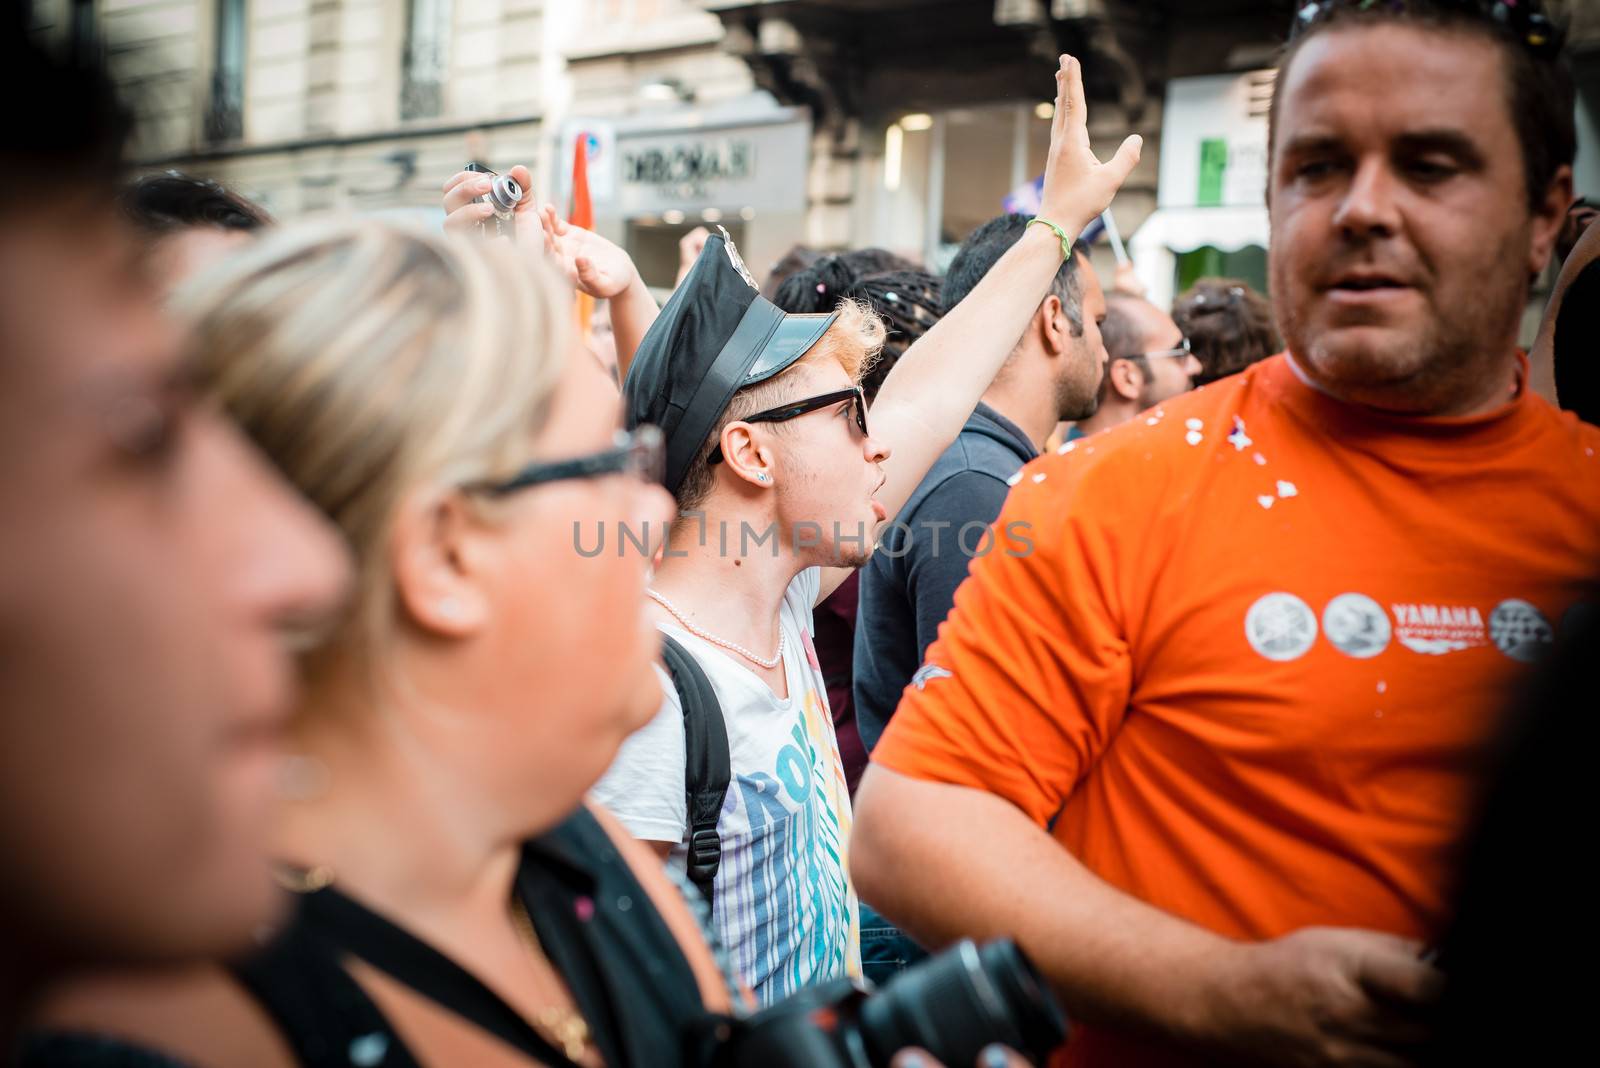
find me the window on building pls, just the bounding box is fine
[68,0,97,59]
[867,102,1053,269]
[401,0,452,121]
[205,0,246,142]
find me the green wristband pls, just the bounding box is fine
[1026,216,1075,261]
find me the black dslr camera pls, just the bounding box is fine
[713,939,1067,1068]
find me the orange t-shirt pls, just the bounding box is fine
[872,353,1600,1068]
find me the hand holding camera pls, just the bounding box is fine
[442,163,533,238]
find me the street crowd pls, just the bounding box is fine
[2,2,1596,1067]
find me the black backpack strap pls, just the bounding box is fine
[660,634,730,907]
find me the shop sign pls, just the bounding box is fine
[585,118,809,216]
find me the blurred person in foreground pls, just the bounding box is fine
[121,171,271,293]
[584,54,1139,1008]
[25,222,736,1068]
[1170,278,1280,388]
[1062,291,1194,444]
[1422,581,1598,1066]
[853,2,1600,1066]
[1531,205,1600,425]
[772,252,945,794]
[0,29,347,1050]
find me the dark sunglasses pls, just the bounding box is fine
[1291,0,1562,58]
[464,424,664,496]
[708,387,869,465]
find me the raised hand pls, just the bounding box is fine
[537,203,640,300]
[676,225,711,286]
[1038,55,1142,235]
[441,164,537,236]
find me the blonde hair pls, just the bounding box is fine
[176,219,572,659]
[676,297,885,510]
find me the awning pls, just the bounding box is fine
[1129,205,1271,308]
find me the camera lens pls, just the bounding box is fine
[857,939,1067,1067]
[490,175,523,212]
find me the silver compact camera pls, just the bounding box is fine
[465,162,522,239]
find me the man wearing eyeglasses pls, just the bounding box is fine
[1067,293,1199,442]
[855,2,1599,1066]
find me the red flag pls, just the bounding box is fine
[569,132,595,335]
[569,131,594,230]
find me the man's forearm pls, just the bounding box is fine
[851,765,1238,1046]
[866,226,1069,519]
[610,271,659,384]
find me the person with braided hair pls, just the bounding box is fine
[844,270,945,407]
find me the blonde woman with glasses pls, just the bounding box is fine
[25,221,737,1068]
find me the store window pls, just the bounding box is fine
[401,0,452,121]
[939,103,1052,250]
[627,217,747,294]
[206,0,246,142]
[869,101,1054,269]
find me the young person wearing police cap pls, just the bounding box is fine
[582,54,1140,1006]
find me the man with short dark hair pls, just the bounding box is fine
[854,216,1107,755]
[854,3,1599,1066]
[1069,292,1197,440]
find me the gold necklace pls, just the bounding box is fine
[273,864,335,893]
[509,896,593,1064]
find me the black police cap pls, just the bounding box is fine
[623,227,838,494]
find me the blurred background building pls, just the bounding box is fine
[24,0,1600,308]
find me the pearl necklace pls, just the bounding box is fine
[646,588,785,670]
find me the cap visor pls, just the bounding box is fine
[741,311,840,386]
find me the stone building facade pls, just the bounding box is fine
[26,0,1600,304]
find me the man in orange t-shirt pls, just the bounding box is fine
[853,4,1597,1068]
